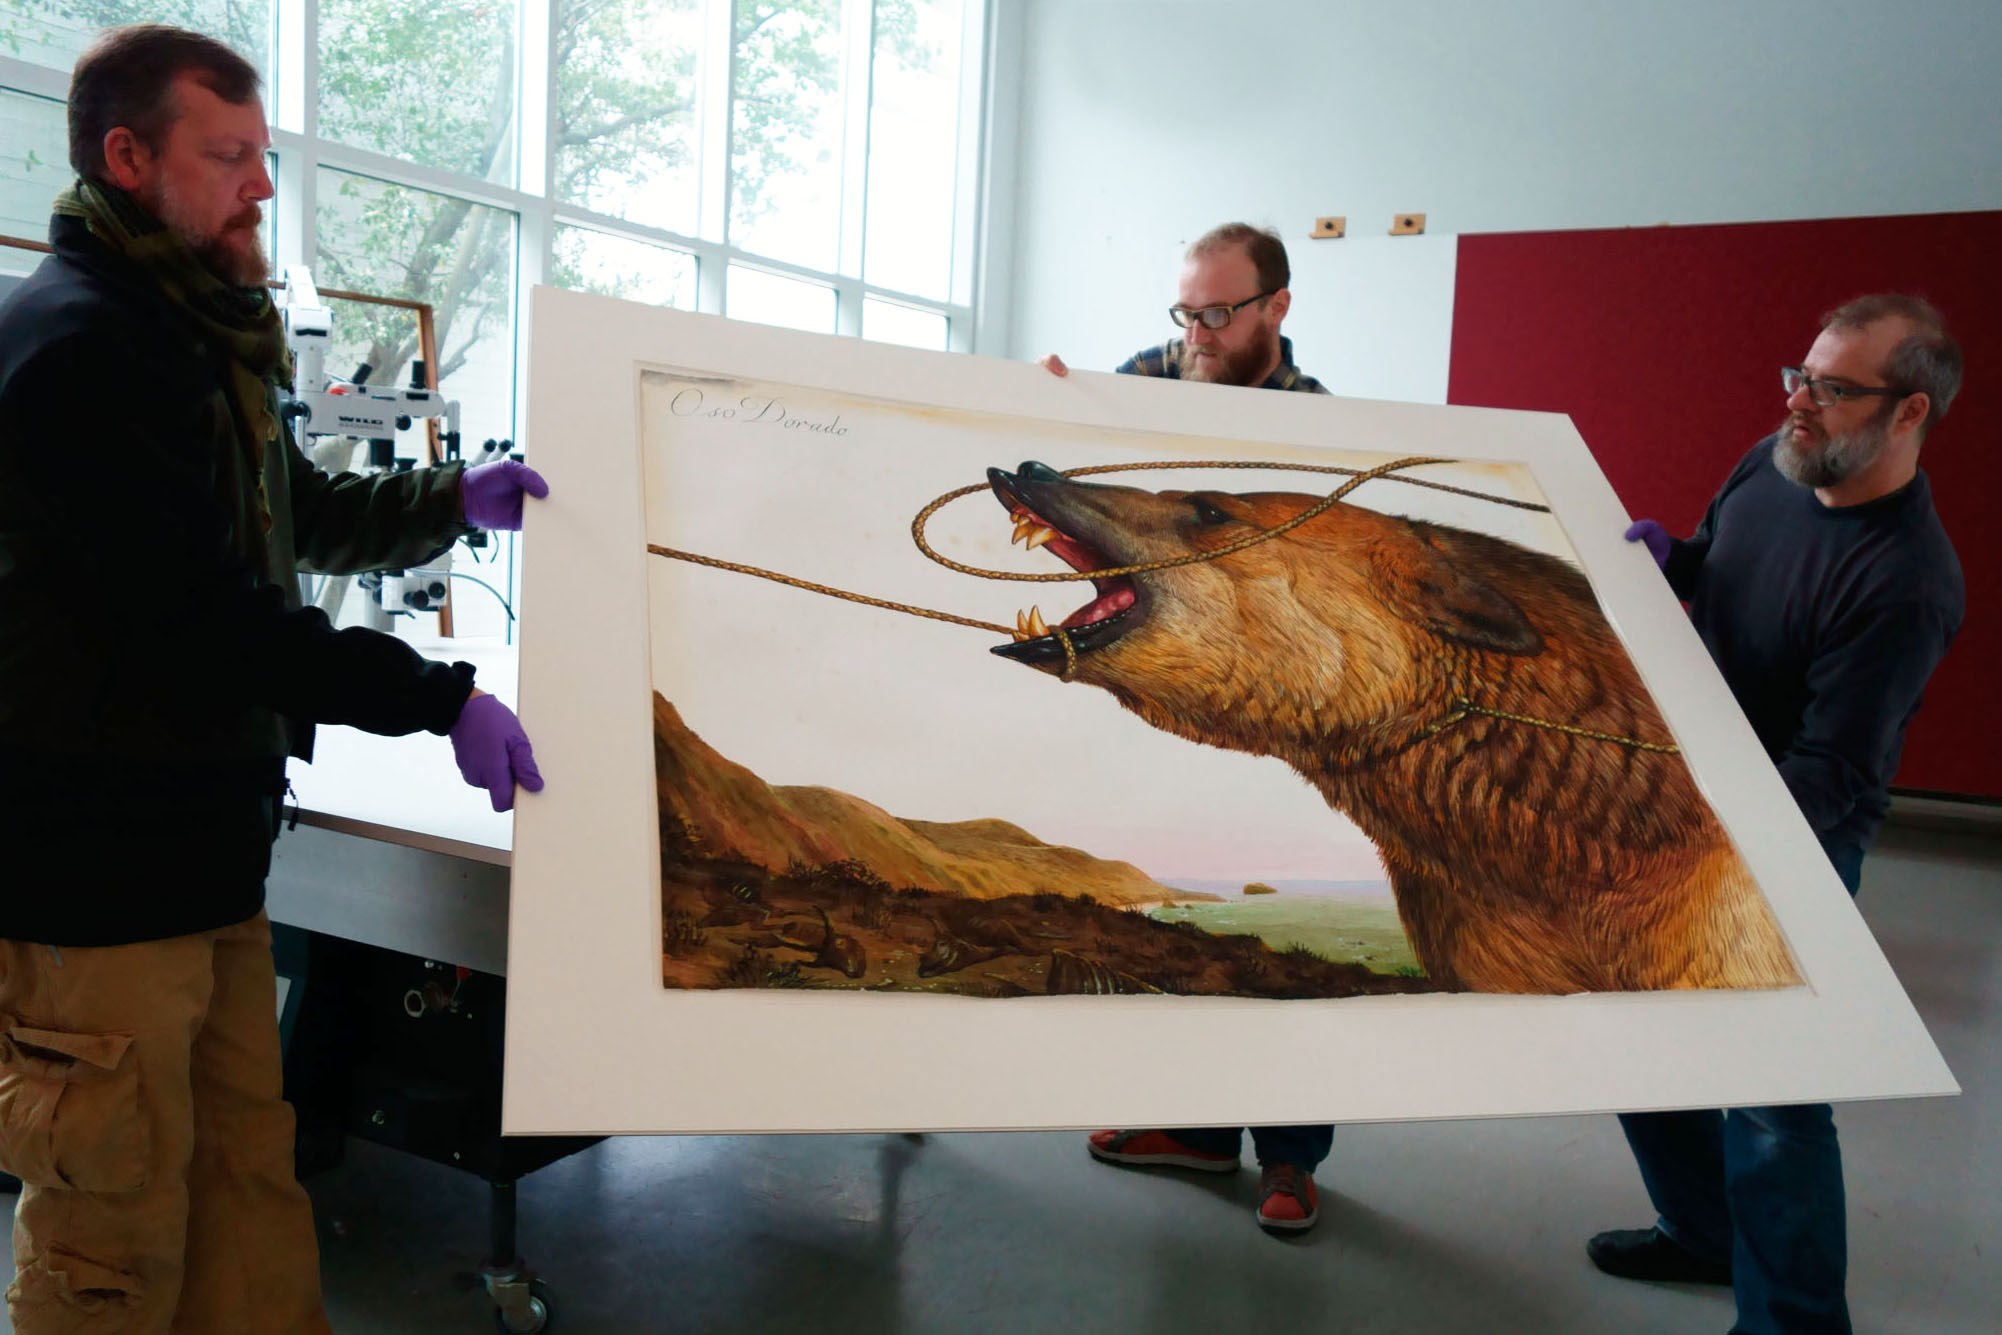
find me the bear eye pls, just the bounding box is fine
[1189,497,1234,526]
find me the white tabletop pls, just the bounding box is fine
[283,634,520,861]
[269,633,521,972]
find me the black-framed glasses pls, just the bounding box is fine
[1169,291,1273,330]
[1781,366,1911,408]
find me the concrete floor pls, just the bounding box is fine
[5,823,1997,1332]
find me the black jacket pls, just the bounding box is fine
[0,215,479,944]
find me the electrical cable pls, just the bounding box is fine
[447,571,516,621]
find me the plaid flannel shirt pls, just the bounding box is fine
[1114,334,1329,393]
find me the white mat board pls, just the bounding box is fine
[504,287,1954,1135]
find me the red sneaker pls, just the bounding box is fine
[1086,1129,1240,1173]
[1256,1163,1320,1233]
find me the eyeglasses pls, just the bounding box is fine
[1781,366,1911,408]
[1169,291,1273,330]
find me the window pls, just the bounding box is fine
[862,296,946,350]
[864,0,963,301]
[0,1,274,80]
[553,224,697,309]
[1,0,990,639]
[728,1,845,272]
[715,0,977,321]
[728,263,835,333]
[0,87,62,269]
[317,0,516,185]
[0,2,275,265]
[3,0,983,355]
[555,0,704,235]
[316,167,519,456]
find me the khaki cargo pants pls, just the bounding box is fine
[0,912,331,1333]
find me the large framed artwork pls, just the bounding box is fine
[503,287,1954,1134]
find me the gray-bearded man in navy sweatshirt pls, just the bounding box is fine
[1589,293,1966,1335]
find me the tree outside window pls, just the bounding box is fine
[1,0,980,424]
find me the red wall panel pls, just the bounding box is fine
[1448,212,2000,799]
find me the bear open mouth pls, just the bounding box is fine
[986,465,1146,666]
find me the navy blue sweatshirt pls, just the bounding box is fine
[1664,435,1963,852]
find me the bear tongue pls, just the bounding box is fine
[1061,582,1137,629]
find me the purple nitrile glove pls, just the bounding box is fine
[460,459,549,531]
[1624,519,1671,570]
[450,691,544,813]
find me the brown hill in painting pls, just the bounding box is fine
[652,694,1197,907]
[653,694,1436,1000]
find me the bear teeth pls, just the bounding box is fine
[1009,511,1059,550]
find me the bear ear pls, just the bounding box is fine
[1374,537,1545,657]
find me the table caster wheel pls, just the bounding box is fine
[491,1277,552,1333]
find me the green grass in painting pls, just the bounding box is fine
[1150,897,1422,975]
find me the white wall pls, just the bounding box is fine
[996,0,2002,397]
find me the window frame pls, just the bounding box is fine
[0,0,994,447]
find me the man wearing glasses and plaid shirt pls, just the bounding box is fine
[1040,221,1328,395]
[1040,221,1333,1237]
[1601,294,1965,1335]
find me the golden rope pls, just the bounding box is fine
[910,456,1457,583]
[647,456,1672,750]
[1066,459,1551,508]
[644,545,1012,635]
[641,546,1084,679]
[1428,700,1679,755]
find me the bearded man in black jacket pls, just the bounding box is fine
[0,24,546,1333]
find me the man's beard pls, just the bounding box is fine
[1182,325,1278,386]
[1773,401,1895,488]
[153,180,269,288]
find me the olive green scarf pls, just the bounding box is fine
[53,178,291,537]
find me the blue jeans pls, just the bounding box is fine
[1166,1124,1332,1171]
[1615,839,1864,1335]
